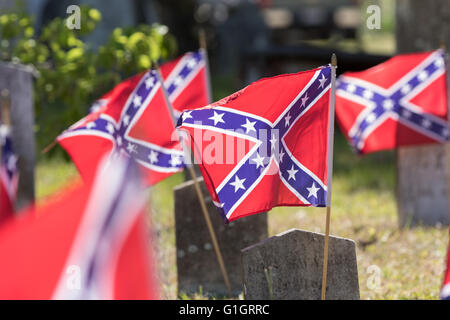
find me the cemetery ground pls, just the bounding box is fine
[36,132,449,300]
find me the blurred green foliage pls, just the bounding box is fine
[0,6,177,155]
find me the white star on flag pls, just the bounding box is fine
[366,112,376,123]
[126,142,137,154]
[230,175,246,192]
[106,123,115,134]
[174,76,183,87]
[300,93,309,107]
[418,70,428,81]
[182,111,193,121]
[145,77,155,89]
[287,165,298,181]
[123,115,130,126]
[133,95,142,108]
[306,182,320,199]
[186,57,197,69]
[251,153,265,169]
[363,90,373,99]
[318,74,327,89]
[284,112,292,127]
[435,57,444,67]
[170,154,182,167]
[402,109,412,118]
[270,133,278,150]
[346,84,356,93]
[6,154,17,171]
[241,118,257,134]
[401,84,411,94]
[383,99,394,110]
[86,122,96,129]
[209,111,225,125]
[422,118,431,128]
[278,149,285,163]
[148,150,159,164]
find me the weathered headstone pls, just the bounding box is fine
[397,146,449,227]
[395,0,450,227]
[0,62,35,210]
[241,229,359,300]
[174,177,268,297]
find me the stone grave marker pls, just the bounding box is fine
[174,177,268,297]
[241,228,359,300]
[395,0,450,227]
[0,62,35,210]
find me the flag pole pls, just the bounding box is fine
[41,140,57,155]
[198,29,213,104]
[321,53,337,300]
[154,64,233,298]
[1,89,11,127]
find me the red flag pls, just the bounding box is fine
[335,49,448,154]
[0,157,159,299]
[89,50,210,117]
[160,50,211,114]
[442,231,450,300]
[57,70,184,186]
[177,66,333,222]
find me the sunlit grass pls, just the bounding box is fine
[35,156,79,202]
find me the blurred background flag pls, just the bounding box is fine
[57,69,185,186]
[160,50,211,116]
[0,121,18,224]
[177,65,333,222]
[335,49,448,154]
[89,50,210,118]
[0,156,159,300]
[442,234,450,300]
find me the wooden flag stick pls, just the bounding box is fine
[1,89,11,126]
[321,53,337,300]
[41,140,57,155]
[321,206,332,300]
[198,29,213,103]
[154,65,233,297]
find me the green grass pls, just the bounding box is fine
[36,133,449,300]
[36,157,79,201]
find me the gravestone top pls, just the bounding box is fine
[174,177,268,297]
[241,228,360,300]
[0,62,35,210]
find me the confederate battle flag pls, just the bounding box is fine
[0,157,159,299]
[59,51,210,186]
[335,49,448,154]
[57,69,184,186]
[177,66,334,222]
[160,50,211,115]
[89,50,210,116]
